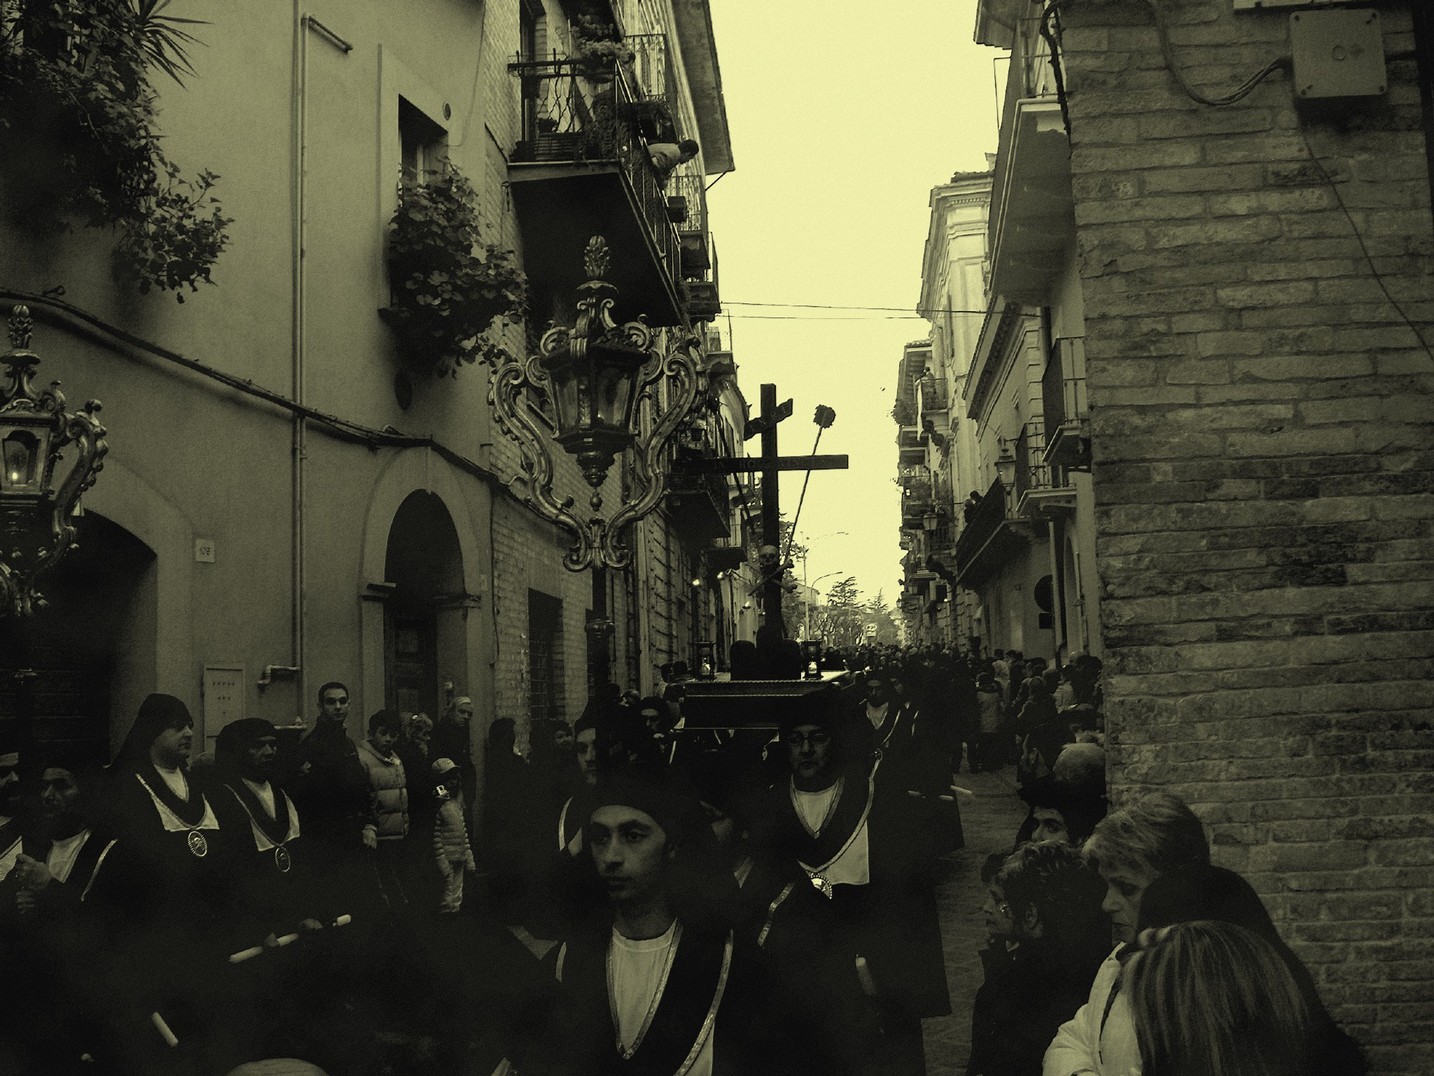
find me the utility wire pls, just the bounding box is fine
[725,301,990,314]
[1296,127,1434,363]
[1143,0,1288,107]
[0,289,532,498]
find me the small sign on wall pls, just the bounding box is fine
[195,537,216,563]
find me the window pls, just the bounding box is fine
[519,0,546,63]
[399,96,447,185]
[528,590,564,723]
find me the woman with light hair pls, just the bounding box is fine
[1042,790,1209,1076]
[1123,920,1319,1076]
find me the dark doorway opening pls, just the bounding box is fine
[0,512,155,763]
[384,492,463,720]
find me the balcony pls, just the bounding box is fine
[667,426,733,543]
[901,484,935,529]
[917,374,949,420]
[986,12,1075,305]
[507,58,686,326]
[953,477,1028,588]
[1009,421,1076,520]
[897,424,925,464]
[1041,336,1090,472]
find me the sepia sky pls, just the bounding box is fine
[705,0,1000,608]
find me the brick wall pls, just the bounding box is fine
[1060,2,1434,1070]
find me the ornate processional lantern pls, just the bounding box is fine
[0,306,109,617]
[487,236,707,572]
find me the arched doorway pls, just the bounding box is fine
[0,512,156,761]
[384,491,464,718]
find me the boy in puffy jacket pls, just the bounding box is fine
[431,757,476,914]
[358,709,409,911]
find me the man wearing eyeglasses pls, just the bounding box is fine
[753,688,950,1076]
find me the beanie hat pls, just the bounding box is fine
[114,694,193,769]
[214,718,277,774]
[592,762,694,841]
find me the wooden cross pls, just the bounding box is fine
[685,383,848,639]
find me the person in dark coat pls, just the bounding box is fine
[686,749,881,1075]
[967,842,1109,1076]
[104,694,237,1071]
[210,718,351,1069]
[752,686,950,1075]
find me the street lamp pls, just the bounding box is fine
[0,306,108,617]
[487,236,707,572]
[995,436,1018,491]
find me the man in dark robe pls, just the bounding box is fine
[752,687,951,1076]
[211,718,352,1070]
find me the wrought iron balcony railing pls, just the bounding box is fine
[954,476,1007,579]
[917,373,949,417]
[1010,422,1049,506]
[1041,336,1090,470]
[508,57,680,300]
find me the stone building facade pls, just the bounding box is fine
[0,0,744,827]
[974,0,1434,1069]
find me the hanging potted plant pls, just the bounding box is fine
[379,163,528,377]
[569,14,634,84]
[0,0,231,299]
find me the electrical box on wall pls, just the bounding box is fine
[1290,8,1386,101]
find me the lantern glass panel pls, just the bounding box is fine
[593,362,635,434]
[2,430,40,491]
[548,366,582,437]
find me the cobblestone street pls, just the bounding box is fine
[923,765,1027,1076]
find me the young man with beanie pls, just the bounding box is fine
[521,762,771,1075]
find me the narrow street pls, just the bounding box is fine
[924,766,1027,1076]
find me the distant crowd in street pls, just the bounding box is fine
[0,642,1368,1075]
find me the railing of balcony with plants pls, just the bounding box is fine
[917,373,949,417]
[508,58,680,286]
[625,34,679,125]
[1041,336,1087,458]
[954,476,1007,575]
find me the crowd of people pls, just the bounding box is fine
[0,646,1367,1076]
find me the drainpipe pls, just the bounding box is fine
[291,3,309,721]
[1047,517,1063,661]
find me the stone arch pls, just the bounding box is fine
[357,451,489,729]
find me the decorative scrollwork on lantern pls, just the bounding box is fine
[0,306,109,616]
[486,237,707,572]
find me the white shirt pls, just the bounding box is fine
[610,924,714,1076]
[793,785,839,836]
[46,830,91,885]
[154,764,189,801]
[242,777,278,819]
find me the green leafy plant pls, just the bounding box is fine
[568,13,634,71]
[0,0,230,300]
[379,163,527,377]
